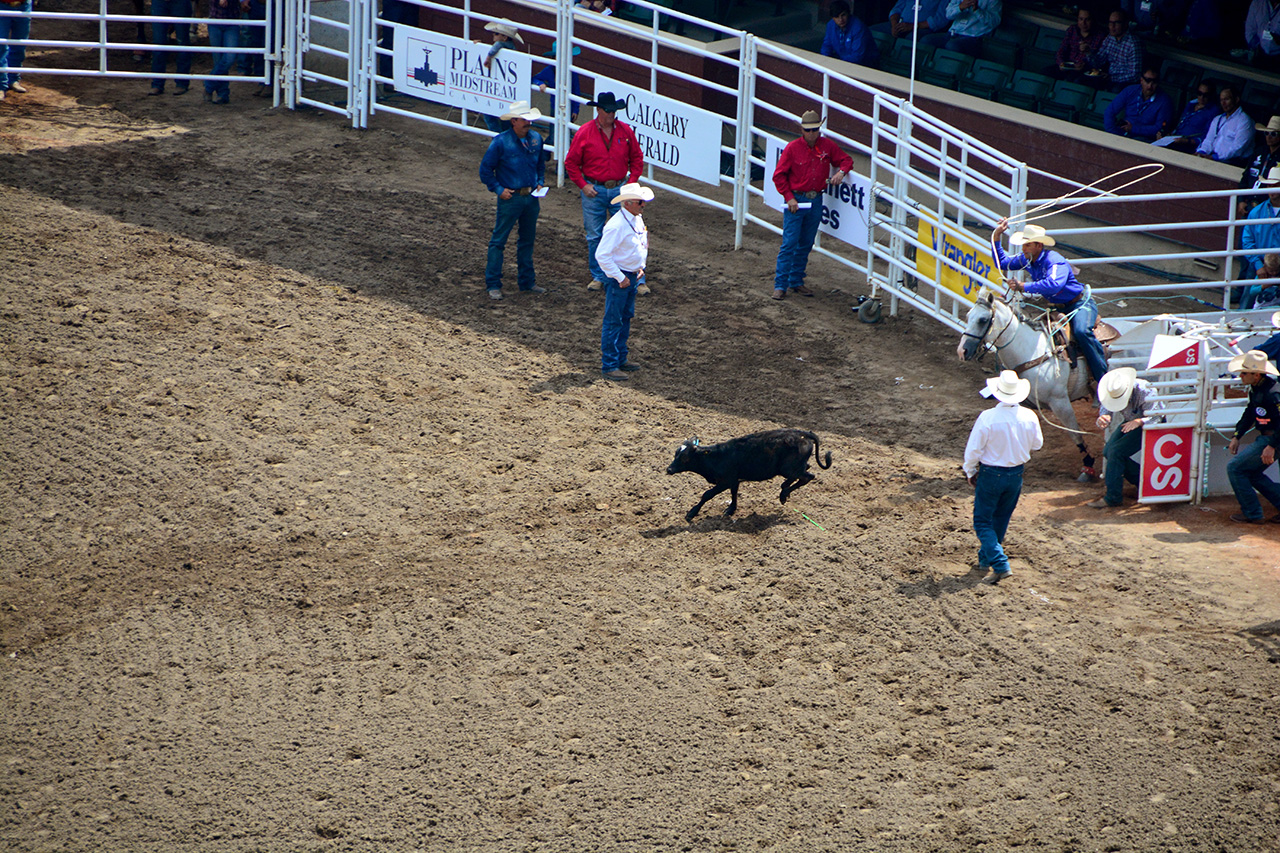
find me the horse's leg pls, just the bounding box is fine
[1046,389,1096,482]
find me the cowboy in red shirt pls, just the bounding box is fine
[771,110,853,299]
[564,92,646,292]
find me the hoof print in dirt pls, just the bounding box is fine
[666,428,832,522]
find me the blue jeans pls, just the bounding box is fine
[1064,295,1109,385]
[774,200,823,291]
[973,464,1023,574]
[241,0,268,79]
[1102,424,1142,506]
[582,185,622,284]
[151,0,193,90]
[1226,436,1280,521]
[601,271,639,372]
[485,194,539,291]
[204,21,239,98]
[0,0,32,91]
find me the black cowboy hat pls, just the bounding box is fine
[586,92,624,112]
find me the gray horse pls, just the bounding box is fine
[957,287,1096,481]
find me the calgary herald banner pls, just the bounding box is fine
[593,80,723,186]
[392,26,532,114]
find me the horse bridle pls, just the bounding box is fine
[961,300,1017,354]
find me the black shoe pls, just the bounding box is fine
[620,361,641,371]
[520,285,546,293]
[173,85,189,96]
[1230,512,1264,525]
[602,369,628,381]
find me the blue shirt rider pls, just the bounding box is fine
[991,218,1110,386]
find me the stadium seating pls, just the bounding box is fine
[958,59,1012,100]
[918,48,974,90]
[1039,80,1096,124]
[998,70,1053,112]
[1081,89,1118,130]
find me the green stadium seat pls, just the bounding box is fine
[918,47,974,90]
[958,59,1012,100]
[1040,80,1095,123]
[998,69,1053,112]
[1082,88,1118,130]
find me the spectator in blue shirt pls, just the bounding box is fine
[1104,66,1174,141]
[821,1,880,68]
[532,41,583,149]
[873,0,950,43]
[1241,168,1280,309]
[1155,80,1220,153]
[921,0,1002,57]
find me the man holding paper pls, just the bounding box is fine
[770,110,853,300]
[478,101,547,301]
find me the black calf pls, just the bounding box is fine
[666,429,832,522]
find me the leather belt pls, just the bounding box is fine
[513,186,534,196]
[588,178,622,188]
[794,190,821,200]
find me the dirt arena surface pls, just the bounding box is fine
[2,56,1280,852]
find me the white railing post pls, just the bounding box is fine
[554,0,573,179]
[733,33,756,251]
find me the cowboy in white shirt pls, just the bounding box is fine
[963,370,1044,584]
[596,183,654,381]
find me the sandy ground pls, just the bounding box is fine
[1,37,1279,853]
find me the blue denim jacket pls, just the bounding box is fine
[479,128,546,195]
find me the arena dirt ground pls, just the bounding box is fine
[1,36,1279,853]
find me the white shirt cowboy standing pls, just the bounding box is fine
[595,182,654,381]
[963,370,1044,584]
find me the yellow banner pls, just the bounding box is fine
[915,210,1002,302]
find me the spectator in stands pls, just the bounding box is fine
[1196,84,1256,165]
[771,110,854,300]
[874,0,950,43]
[1084,9,1142,91]
[1052,7,1106,78]
[1121,0,1178,35]
[577,0,617,13]
[1239,116,1280,219]
[1253,258,1280,308]
[479,101,547,300]
[0,0,31,100]
[1176,0,1224,51]
[921,0,1002,58]
[1154,79,1220,153]
[203,0,239,104]
[481,20,524,134]
[149,0,193,95]
[1244,0,1280,70]
[532,41,583,150]
[1241,167,1280,309]
[821,0,880,68]
[1222,349,1280,525]
[1104,66,1174,141]
[564,92,646,293]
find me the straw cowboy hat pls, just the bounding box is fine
[484,20,524,43]
[1097,367,1139,413]
[798,110,824,130]
[1259,165,1280,187]
[1228,350,1280,376]
[1256,115,1280,133]
[985,369,1031,404]
[499,100,542,122]
[1008,223,1056,247]
[616,182,655,203]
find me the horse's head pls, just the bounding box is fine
[957,287,997,362]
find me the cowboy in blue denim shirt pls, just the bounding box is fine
[992,218,1110,388]
[479,101,547,300]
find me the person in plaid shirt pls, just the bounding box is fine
[1085,9,1142,91]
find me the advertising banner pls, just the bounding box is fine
[1146,334,1205,371]
[915,209,1002,302]
[1139,425,1196,503]
[595,80,723,186]
[392,27,533,115]
[763,137,870,251]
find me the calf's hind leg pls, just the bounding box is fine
[779,471,815,503]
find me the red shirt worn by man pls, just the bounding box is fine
[772,135,854,202]
[565,114,644,189]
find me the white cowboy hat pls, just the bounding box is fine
[1259,165,1280,187]
[1097,366,1138,413]
[985,369,1031,404]
[1228,349,1280,376]
[1272,309,1280,329]
[616,182,655,203]
[499,100,542,121]
[798,110,824,130]
[1009,223,1056,247]
[484,19,524,43]
[1256,115,1280,133]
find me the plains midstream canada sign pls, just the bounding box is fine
[915,209,1002,301]
[762,137,871,251]
[392,27,533,115]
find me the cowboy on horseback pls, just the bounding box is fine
[991,218,1109,389]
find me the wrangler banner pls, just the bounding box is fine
[915,210,1001,302]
